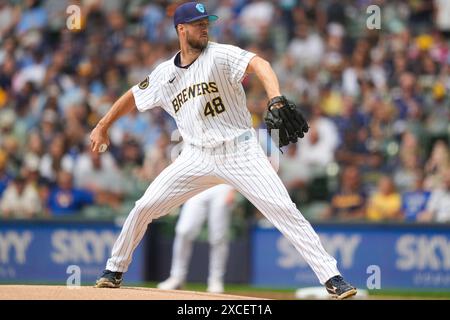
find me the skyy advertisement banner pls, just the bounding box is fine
[252,224,450,291]
[0,221,145,284]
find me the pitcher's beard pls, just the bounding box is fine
[187,35,208,51]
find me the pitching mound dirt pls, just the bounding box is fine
[0,285,265,300]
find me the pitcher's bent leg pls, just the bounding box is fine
[106,149,215,273]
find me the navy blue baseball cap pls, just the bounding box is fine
[173,2,218,27]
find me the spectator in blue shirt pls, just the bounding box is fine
[392,72,424,121]
[16,0,48,35]
[47,170,94,216]
[401,171,431,222]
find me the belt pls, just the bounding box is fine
[190,130,253,151]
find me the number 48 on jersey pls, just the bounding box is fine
[204,96,225,117]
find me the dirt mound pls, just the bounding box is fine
[0,285,264,300]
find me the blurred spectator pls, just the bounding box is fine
[140,132,172,181]
[0,2,17,39]
[320,81,344,117]
[0,0,448,221]
[39,134,74,183]
[0,108,17,145]
[424,81,449,137]
[13,51,46,92]
[368,47,388,93]
[43,0,70,31]
[110,107,151,147]
[296,110,339,178]
[397,130,422,161]
[322,165,366,221]
[21,153,47,205]
[401,171,431,222]
[367,176,402,221]
[388,51,409,87]
[238,0,274,43]
[408,0,434,34]
[418,167,450,223]
[335,121,383,171]
[295,0,327,33]
[342,49,368,97]
[393,150,422,193]
[272,54,303,99]
[118,138,145,198]
[0,175,41,218]
[326,0,347,26]
[287,22,324,69]
[333,95,367,146]
[278,143,308,204]
[118,138,144,171]
[73,147,124,208]
[367,99,396,155]
[435,0,450,35]
[0,149,12,197]
[424,140,450,189]
[143,108,177,150]
[392,72,423,123]
[325,22,345,56]
[209,0,238,44]
[46,170,94,216]
[39,109,61,147]
[1,135,21,174]
[16,0,48,35]
[141,0,167,43]
[23,131,44,166]
[63,105,90,155]
[0,54,15,95]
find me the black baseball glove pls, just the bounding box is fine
[264,95,309,148]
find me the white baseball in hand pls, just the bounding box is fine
[98,143,108,153]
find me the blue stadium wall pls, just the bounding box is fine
[251,223,450,291]
[0,219,145,284]
[2,219,450,291]
[0,219,250,285]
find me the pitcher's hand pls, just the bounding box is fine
[90,124,110,153]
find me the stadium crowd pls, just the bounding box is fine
[0,0,449,222]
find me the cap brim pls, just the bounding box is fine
[185,14,218,23]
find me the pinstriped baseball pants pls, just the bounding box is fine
[106,130,340,284]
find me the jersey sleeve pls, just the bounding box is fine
[131,66,163,112]
[216,44,256,84]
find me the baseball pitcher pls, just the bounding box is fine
[90,2,356,299]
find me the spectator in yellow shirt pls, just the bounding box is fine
[367,176,402,221]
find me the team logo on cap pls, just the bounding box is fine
[196,3,205,13]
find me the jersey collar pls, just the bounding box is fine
[173,42,209,69]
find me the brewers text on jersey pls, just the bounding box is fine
[170,82,219,113]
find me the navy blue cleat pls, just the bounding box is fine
[95,270,123,288]
[325,275,357,300]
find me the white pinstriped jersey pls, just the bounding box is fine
[108,47,341,285]
[131,42,256,147]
